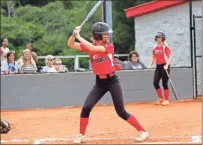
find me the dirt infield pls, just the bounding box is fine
[1,98,202,144]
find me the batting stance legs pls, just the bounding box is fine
[153,64,170,105]
[79,75,148,140]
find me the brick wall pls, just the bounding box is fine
[134,1,202,95]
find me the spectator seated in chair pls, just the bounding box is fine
[42,55,56,73]
[53,58,68,73]
[113,55,125,71]
[1,51,20,75]
[17,49,37,74]
[124,51,147,70]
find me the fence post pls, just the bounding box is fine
[189,0,195,99]
[74,56,79,72]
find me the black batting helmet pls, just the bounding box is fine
[155,31,166,41]
[92,22,112,34]
[92,22,112,40]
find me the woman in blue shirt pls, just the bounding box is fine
[1,51,20,74]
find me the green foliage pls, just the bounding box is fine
[1,8,6,15]
[112,0,152,53]
[1,0,150,68]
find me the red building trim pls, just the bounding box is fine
[124,0,188,18]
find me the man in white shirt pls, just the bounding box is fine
[1,39,9,62]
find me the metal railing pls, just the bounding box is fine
[38,54,129,71]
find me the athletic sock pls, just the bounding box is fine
[164,89,169,100]
[156,88,163,99]
[127,115,145,132]
[80,117,89,135]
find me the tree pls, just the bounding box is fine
[112,0,152,54]
[1,0,151,69]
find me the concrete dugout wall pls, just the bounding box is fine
[1,68,193,110]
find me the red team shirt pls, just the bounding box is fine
[80,43,115,75]
[114,64,122,71]
[153,45,171,65]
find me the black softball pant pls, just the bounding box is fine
[81,74,130,120]
[153,64,170,89]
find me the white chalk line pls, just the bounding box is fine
[137,142,198,144]
[1,135,202,144]
[1,139,30,143]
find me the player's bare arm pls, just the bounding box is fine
[164,53,172,70]
[0,47,4,55]
[73,26,106,53]
[67,31,82,51]
[149,55,155,70]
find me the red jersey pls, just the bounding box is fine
[80,43,115,75]
[114,64,121,71]
[153,45,171,65]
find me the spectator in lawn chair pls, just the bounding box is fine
[42,55,56,73]
[26,43,38,64]
[17,49,37,74]
[1,39,10,62]
[1,51,20,75]
[113,55,125,70]
[124,51,147,70]
[53,58,68,73]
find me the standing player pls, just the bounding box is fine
[67,22,149,144]
[1,39,10,62]
[149,32,172,106]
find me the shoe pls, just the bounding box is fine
[155,99,163,105]
[161,100,170,106]
[135,130,149,142]
[73,134,85,144]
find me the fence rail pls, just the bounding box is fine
[38,54,129,71]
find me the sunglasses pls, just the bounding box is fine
[48,59,54,61]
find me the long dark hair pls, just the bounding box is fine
[6,51,15,65]
[6,51,16,73]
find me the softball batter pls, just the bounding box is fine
[149,32,172,106]
[67,22,149,143]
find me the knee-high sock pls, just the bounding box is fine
[164,89,169,100]
[156,88,163,99]
[127,115,145,132]
[80,117,89,135]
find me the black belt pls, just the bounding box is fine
[96,72,115,79]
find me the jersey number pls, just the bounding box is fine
[108,54,114,66]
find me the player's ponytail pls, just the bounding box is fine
[163,41,169,47]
